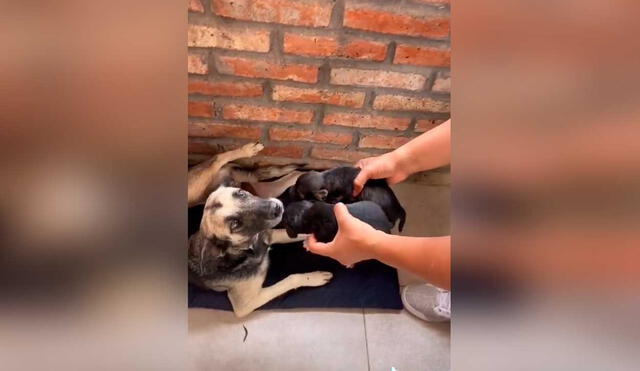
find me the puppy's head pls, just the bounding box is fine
[307,202,336,226]
[282,200,314,238]
[305,202,339,243]
[200,186,283,245]
[294,171,328,201]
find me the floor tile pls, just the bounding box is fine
[392,183,450,238]
[189,308,369,371]
[364,309,450,371]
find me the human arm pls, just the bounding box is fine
[305,203,451,290]
[353,119,451,195]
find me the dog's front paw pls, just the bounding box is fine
[241,142,264,157]
[301,271,333,287]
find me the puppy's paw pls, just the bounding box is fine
[241,142,264,157]
[301,235,312,250]
[300,271,333,287]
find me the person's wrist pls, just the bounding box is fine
[362,228,385,259]
[388,147,410,178]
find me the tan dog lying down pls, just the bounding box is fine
[187,143,333,317]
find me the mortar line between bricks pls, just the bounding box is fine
[330,0,346,29]
[426,70,438,92]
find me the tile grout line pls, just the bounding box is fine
[362,308,372,371]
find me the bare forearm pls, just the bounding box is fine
[392,119,451,175]
[370,233,451,290]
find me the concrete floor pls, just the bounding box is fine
[188,174,450,371]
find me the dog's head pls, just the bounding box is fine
[293,171,328,201]
[200,186,284,245]
[282,200,315,238]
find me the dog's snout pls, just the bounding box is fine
[269,201,283,219]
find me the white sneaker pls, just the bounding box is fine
[401,284,451,322]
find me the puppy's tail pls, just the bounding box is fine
[397,206,406,233]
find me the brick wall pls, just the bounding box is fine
[188,0,451,169]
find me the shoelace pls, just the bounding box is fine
[434,289,451,316]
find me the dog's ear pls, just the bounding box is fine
[314,189,329,201]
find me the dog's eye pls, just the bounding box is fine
[229,218,241,231]
[235,190,247,199]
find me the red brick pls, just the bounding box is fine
[188,141,218,155]
[342,39,388,61]
[188,80,263,97]
[394,45,451,67]
[188,122,262,139]
[359,134,411,149]
[432,72,451,93]
[310,148,372,162]
[301,159,344,170]
[330,68,426,91]
[373,95,450,113]
[217,57,318,83]
[273,85,365,108]
[188,24,270,52]
[269,127,352,145]
[188,55,208,75]
[223,104,314,124]
[415,119,446,132]
[188,101,214,118]
[283,33,387,61]
[413,0,449,5]
[189,0,204,13]
[261,145,305,158]
[323,112,410,131]
[212,0,334,27]
[344,2,449,39]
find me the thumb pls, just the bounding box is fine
[333,202,353,227]
[305,234,333,256]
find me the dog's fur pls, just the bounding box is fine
[188,143,300,207]
[188,143,332,317]
[293,166,407,231]
[283,200,392,243]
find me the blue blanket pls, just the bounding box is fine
[188,205,402,310]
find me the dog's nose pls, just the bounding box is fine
[269,202,283,218]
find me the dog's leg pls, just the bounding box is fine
[231,165,299,182]
[250,170,304,198]
[253,165,298,180]
[267,229,309,244]
[228,271,333,318]
[188,142,263,206]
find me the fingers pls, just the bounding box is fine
[333,202,354,228]
[352,169,369,196]
[305,234,332,256]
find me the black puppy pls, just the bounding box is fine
[283,200,392,243]
[293,166,406,231]
[273,185,298,229]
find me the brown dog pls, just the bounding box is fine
[187,143,332,317]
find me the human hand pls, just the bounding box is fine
[352,151,409,196]
[304,203,384,267]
